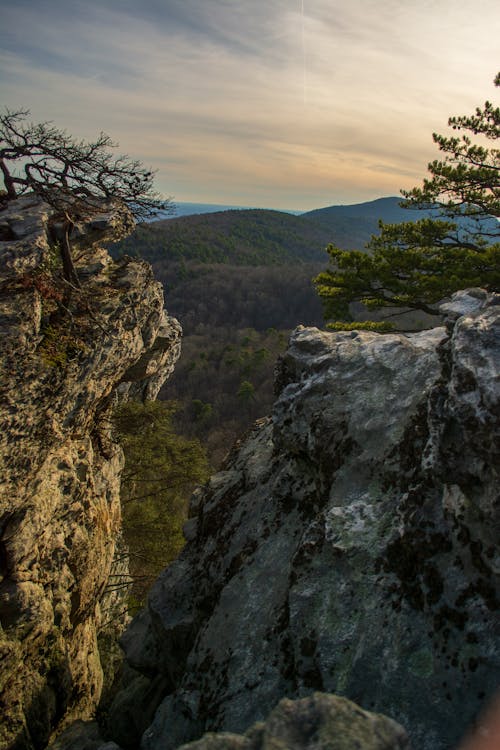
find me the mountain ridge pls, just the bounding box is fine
[129,196,431,267]
[159,196,411,224]
[302,195,413,221]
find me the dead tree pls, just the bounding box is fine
[0,107,172,286]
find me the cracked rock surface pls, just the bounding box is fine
[111,289,499,750]
[0,195,181,750]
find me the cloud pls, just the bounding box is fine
[0,0,499,208]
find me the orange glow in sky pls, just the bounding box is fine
[0,0,498,210]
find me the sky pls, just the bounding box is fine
[0,0,498,211]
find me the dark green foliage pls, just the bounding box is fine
[316,221,499,325]
[111,209,334,265]
[114,401,209,610]
[315,73,500,330]
[237,380,256,403]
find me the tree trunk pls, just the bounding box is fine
[61,217,81,289]
[0,158,18,199]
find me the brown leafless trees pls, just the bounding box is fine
[0,108,170,284]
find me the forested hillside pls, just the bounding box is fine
[111,203,398,266]
[110,209,335,465]
[114,209,331,263]
[109,202,437,466]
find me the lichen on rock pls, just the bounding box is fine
[110,290,499,750]
[0,195,181,750]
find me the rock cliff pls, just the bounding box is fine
[111,289,499,750]
[0,195,181,750]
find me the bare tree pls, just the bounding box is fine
[0,108,171,285]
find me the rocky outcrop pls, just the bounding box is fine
[0,195,181,750]
[111,289,499,750]
[176,692,411,750]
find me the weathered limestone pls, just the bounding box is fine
[0,195,181,750]
[111,290,499,750]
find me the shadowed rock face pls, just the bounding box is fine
[111,289,499,750]
[0,195,181,750]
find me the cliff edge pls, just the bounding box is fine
[111,289,499,750]
[0,195,181,750]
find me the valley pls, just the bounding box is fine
[109,197,438,467]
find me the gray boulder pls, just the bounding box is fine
[177,692,410,749]
[111,290,499,750]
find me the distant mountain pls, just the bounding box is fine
[123,196,497,272]
[154,201,302,221]
[125,200,398,268]
[302,196,417,224]
[154,202,256,221]
[301,196,498,246]
[147,197,432,252]
[120,201,415,275]
[163,197,413,223]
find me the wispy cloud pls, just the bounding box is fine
[0,0,498,208]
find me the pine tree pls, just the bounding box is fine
[114,400,209,610]
[315,73,500,331]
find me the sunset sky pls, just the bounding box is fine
[0,0,498,211]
